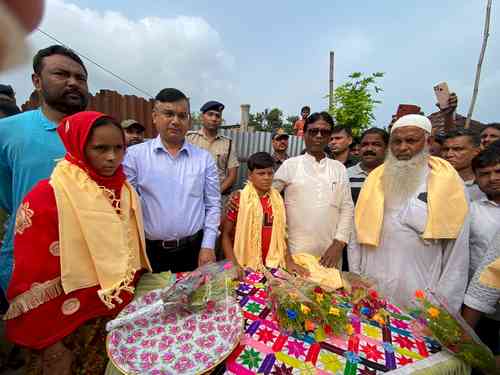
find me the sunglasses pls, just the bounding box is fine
[307,128,332,137]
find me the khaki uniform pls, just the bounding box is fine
[186,129,239,190]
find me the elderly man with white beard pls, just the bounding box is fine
[348,114,470,314]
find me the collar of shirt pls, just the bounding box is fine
[152,135,191,157]
[465,179,477,186]
[351,162,369,176]
[303,152,328,165]
[477,197,499,207]
[37,108,58,131]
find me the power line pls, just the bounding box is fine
[36,28,153,98]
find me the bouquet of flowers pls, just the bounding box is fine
[409,290,496,372]
[266,269,349,339]
[106,261,237,332]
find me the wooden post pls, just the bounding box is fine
[465,0,493,129]
[329,51,335,110]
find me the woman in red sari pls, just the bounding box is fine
[4,111,151,374]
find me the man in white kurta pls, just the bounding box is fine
[273,112,354,267]
[349,115,470,314]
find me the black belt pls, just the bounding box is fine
[148,230,203,250]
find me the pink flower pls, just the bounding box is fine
[180,343,193,354]
[162,352,175,363]
[141,339,157,349]
[110,331,122,346]
[173,357,195,372]
[169,325,180,335]
[183,318,197,331]
[195,335,216,348]
[176,332,193,342]
[126,335,137,344]
[140,351,159,370]
[194,352,210,363]
[199,322,215,334]
[215,345,226,354]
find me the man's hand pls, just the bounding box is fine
[319,240,345,268]
[198,248,216,267]
[286,258,310,277]
[436,92,458,115]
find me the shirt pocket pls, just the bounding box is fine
[186,172,204,198]
[328,180,343,208]
[215,152,228,172]
[399,198,428,234]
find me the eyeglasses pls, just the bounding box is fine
[156,110,190,122]
[307,128,332,137]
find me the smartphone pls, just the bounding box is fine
[396,104,421,119]
[434,82,450,110]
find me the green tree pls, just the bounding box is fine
[328,72,384,136]
[191,111,203,128]
[266,108,284,130]
[248,108,285,133]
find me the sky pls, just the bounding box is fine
[1,0,499,126]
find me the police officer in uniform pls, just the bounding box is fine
[187,101,239,200]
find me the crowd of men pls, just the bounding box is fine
[0,41,500,371]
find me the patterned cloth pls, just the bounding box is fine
[26,317,110,375]
[225,270,462,375]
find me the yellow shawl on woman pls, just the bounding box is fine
[50,160,151,309]
[355,156,468,247]
[233,182,286,270]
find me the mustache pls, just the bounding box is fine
[362,151,377,156]
[63,88,84,97]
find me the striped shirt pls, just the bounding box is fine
[347,163,369,204]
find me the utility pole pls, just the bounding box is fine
[329,51,335,110]
[465,0,493,128]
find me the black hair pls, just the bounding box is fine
[360,127,389,146]
[444,128,480,147]
[89,116,123,138]
[0,100,21,118]
[0,84,15,98]
[155,88,188,103]
[331,125,353,137]
[301,106,311,113]
[247,152,275,171]
[33,45,87,75]
[482,123,500,134]
[303,111,334,133]
[472,146,500,172]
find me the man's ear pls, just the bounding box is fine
[31,73,41,92]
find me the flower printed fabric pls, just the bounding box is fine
[107,289,243,374]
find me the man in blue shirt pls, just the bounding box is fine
[0,45,89,289]
[124,88,221,273]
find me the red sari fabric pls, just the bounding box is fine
[6,112,137,350]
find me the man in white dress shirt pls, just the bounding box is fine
[273,112,354,268]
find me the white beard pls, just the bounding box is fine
[383,147,429,207]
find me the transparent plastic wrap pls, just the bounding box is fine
[409,289,496,372]
[265,269,349,338]
[106,260,237,332]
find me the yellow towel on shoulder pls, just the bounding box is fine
[233,182,286,270]
[355,156,468,247]
[50,160,151,308]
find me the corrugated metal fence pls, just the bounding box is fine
[22,89,304,188]
[216,129,304,189]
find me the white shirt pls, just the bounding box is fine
[347,162,369,204]
[273,153,354,257]
[465,179,486,202]
[349,170,470,314]
[465,198,500,319]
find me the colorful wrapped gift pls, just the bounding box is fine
[409,290,496,372]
